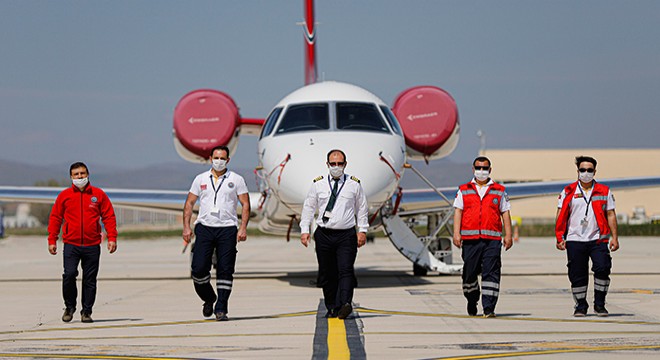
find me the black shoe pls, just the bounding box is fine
[203,301,214,318]
[483,312,496,318]
[81,312,93,323]
[325,309,338,318]
[594,305,609,317]
[62,308,75,323]
[467,302,478,316]
[215,312,229,321]
[337,303,352,320]
[573,308,587,317]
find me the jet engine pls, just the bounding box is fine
[392,86,459,161]
[173,89,241,163]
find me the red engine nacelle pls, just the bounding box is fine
[392,86,460,161]
[173,89,241,163]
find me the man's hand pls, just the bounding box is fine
[108,241,117,254]
[357,232,367,248]
[556,240,566,251]
[301,233,311,247]
[609,237,620,252]
[183,227,193,244]
[453,233,462,249]
[237,227,247,242]
[48,244,57,255]
[503,235,513,251]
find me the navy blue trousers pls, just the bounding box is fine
[62,243,101,314]
[566,240,611,310]
[461,239,502,313]
[313,227,358,312]
[191,224,238,314]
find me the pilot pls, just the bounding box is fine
[183,145,250,321]
[555,156,618,317]
[453,156,513,318]
[47,162,118,323]
[300,149,369,319]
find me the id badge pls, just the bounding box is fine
[580,217,588,227]
[210,207,220,216]
[323,211,333,219]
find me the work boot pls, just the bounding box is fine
[594,305,609,317]
[62,308,75,323]
[81,311,94,323]
[202,301,214,318]
[467,302,478,316]
[337,303,352,320]
[215,312,229,321]
[573,308,587,317]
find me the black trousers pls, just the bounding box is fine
[461,239,502,312]
[191,224,238,314]
[313,227,358,312]
[566,240,611,310]
[62,243,101,314]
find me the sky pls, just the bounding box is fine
[1,0,659,170]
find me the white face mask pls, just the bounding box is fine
[329,165,344,179]
[212,159,227,172]
[474,169,489,182]
[72,177,88,189]
[579,171,594,183]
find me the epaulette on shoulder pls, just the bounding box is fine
[313,175,324,183]
[350,175,361,183]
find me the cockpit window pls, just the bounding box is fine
[260,107,283,139]
[336,102,390,133]
[275,103,329,135]
[380,105,403,135]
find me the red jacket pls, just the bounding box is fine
[459,182,506,241]
[48,183,117,246]
[555,181,611,244]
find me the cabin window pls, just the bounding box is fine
[259,107,283,138]
[275,103,329,135]
[336,102,390,133]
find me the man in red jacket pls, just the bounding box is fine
[48,162,117,323]
[555,156,618,317]
[453,156,513,317]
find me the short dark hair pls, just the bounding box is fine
[69,162,89,176]
[209,145,230,158]
[472,156,491,167]
[575,156,597,168]
[327,149,346,163]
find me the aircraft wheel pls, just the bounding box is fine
[413,263,428,276]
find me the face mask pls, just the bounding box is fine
[72,177,88,189]
[579,171,594,183]
[329,165,344,178]
[474,170,489,182]
[212,159,227,172]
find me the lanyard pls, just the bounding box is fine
[577,183,592,217]
[328,174,347,198]
[210,174,227,207]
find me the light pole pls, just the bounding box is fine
[476,129,486,155]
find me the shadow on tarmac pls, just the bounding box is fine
[276,268,437,288]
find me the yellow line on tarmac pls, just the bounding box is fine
[327,318,350,359]
[0,310,317,336]
[0,354,193,360]
[430,344,660,360]
[356,307,660,325]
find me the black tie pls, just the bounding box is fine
[322,179,339,223]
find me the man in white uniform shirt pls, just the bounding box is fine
[555,156,618,317]
[183,145,250,321]
[300,149,369,319]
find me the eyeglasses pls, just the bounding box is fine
[579,168,595,173]
[328,162,345,166]
[474,166,490,171]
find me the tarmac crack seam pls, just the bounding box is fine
[355,307,660,325]
[425,344,660,360]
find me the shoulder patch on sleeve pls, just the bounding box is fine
[313,175,324,183]
[350,175,361,183]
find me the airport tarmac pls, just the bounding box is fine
[0,235,659,359]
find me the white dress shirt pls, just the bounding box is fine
[299,173,369,234]
[557,183,615,242]
[189,169,248,227]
